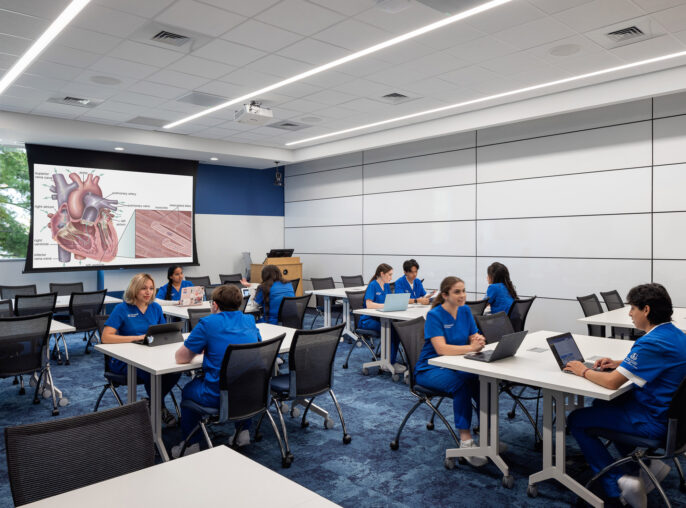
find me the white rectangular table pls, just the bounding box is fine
[160,300,260,320]
[307,286,366,339]
[54,295,121,309]
[19,446,339,507]
[429,330,633,507]
[578,305,686,334]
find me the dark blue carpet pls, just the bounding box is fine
[1,314,684,507]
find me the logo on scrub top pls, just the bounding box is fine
[625,351,639,368]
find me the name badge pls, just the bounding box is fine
[127,313,139,318]
[444,323,454,329]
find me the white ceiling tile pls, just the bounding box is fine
[524,34,605,64]
[155,0,245,37]
[168,55,235,79]
[28,60,83,81]
[418,23,486,50]
[465,1,546,34]
[337,57,392,78]
[108,41,183,67]
[277,38,348,65]
[192,39,266,66]
[127,80,187,99]
[480,51,550,76]
[308,105,357,119]
[73,69,138,89]
[90,56,159,79]
[304,89,357,106]
[652,3,686,33]
[528,0,594,15]
[374,41,439,65]
[439,65,501,87]
[243,54,312,78]
[111,91,167,107]
[96,100,152,115]
[74,4,148,38]
[633,0,686,13]
[275,81,323,98]
[609,33,685,61]
[76,116,120,126]
[222,67,281,88]
[308,0,375,16]
[0,33,32,57]
[31,102,87,118]
[278,97,327,113]
[549,48,624,74]
[192,80,244,97]
[3,84,51,100]
[39,44,102,68]
[0,53,17,71]
[356,2,445,34]
[59,81,119,100]
[674,28,686,45]
[554,0,645,32]
[0,9,49,39]
[314,19,389,50]
[495,16,576,50]
[509,64,573,86]
[55,26,122,55]
[339,97,394,113]
[78,108,133,122]
[221,20,302,53]
[332,78,394,96]
[444,36,518,63]
[299,70,355,89]
[0,95,44,111]
[403,77,458,95]
[93,0,176,18]
[193,126,242,139]
[200,0,280,17]
[0,0,71,20]
[256,0,344,36]
[148,69,210,89]
[14,73,67,92]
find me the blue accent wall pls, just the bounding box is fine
[195,163,284,216]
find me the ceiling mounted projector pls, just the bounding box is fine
[234,101,274,126]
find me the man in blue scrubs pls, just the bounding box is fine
[394,259,431,305]
[172,284,262,457]
[566,283,686,507]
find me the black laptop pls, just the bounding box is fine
[135,322,184,347]
[465,331,527,363]
[547,332,607,373]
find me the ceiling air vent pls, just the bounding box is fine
[606,26,644,43]
[268,120,309,131]
[151,30,191,47]
[375,92,417,105]
[48,96,101,108]
[586,18,661,49]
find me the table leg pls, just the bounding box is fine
[324,296,331,328]
[528,389,603,507]
[362,318,393,375]
[445,376,510,483]
[342,299,354,341]
[126,365,137,404]
[150,374,170,462]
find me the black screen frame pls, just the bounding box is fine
[24,144,199,273]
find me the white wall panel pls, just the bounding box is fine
[299,254,363,282]
[363,255,476,291]
[0,259,98,292]
[653,260,686,307]
[477,167,651,219]
[478,122,651,182]
[285,196,362,227]
[653,91,686,119]
[364,131,474,164]
[475,257,650,300]
[364,222,475,256]
[523,297,588,335]
[285,165,362,202]
[477,214,651,259]
[653,164,686,211]
[653,213,686,259]
[364,149,475,194]
[364,185,475,224]
[286,225,362,254]
[654,116,686,166]
[286,152,362,177]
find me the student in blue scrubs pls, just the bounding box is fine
[485,262,517,314]
[414,276,488,467]
[567,283,686,507]
[102,273,181,425]
[172,285,262,457]
[253,265,294,325]
[156,265,193,301]
[394,259,431,305]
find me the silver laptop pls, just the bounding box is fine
[381,293,410,312]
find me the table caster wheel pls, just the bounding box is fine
[527,484,538,498]
[29,377,37,388]
[502,475,514,489]
[290,406,300,418]
[426,422,434,430]
[444,457,456,470]
[343,434,351,444]
[391,374,399,382]
[43,389,52,399]
[507,411,516,419]
[390,440,399,450]
[58,397,69,407]
[280,402,289,413]
[362,368,369,376]
[355,341,362,348]
[324,418,334,429]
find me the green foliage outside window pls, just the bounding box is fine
[0,147,30,259]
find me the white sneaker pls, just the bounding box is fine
[392,363,407,374]
[171,442,200,459]
[640,460,671,494]
[228,429,251,447]
[618,474,647,508]
[460,439,488,467]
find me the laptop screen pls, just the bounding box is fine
[547,333,584,367]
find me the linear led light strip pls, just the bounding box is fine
[286,49,686,146]
[0,0,92,95]
[163,0,513,129]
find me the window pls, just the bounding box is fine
[0,145,29,259]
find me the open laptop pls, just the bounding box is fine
[179,286,204,307]
[465,330,527,363]
[135,322,183,347]
[547,332,608,373]
[381,292,410,312]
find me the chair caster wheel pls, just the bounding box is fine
[444,457,456,470]
[343,434,351,444]
[679,482,686,493]
[507,411,516,419]
[290,407,300,418]
[59,397,69,407]
[33,398,40,405]
[324,418,334,429]
[391,374,399,382]
[19,388,25,395]
[426,422,434,430]
[301,420,309,428]
[85,350,91,354]
[255,433,263,442]
[282,457,292,468]
[12,377,18,385]
[502,475,514,489]
[534,440,542,451]
[390,440,399,450]
[362,368,369,375]
[29,377,37,388]
[473,425,479,435]
[287,452,294,462]
[355,341,362,348]
[527,484,538,498]
[43,389,52,399]
[280,402,289,413]
[65,359,70,365]
[342,363,348,369]
[52,409,59,416]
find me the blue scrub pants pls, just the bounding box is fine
[415,367,479,430]
[567,396,665,498]
[110,358,180,401]
[359,317,401,365]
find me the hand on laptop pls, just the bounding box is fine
[416,296,430,305]
[594,357,619,370]
[564,360,587,376]
[469,334,486,352]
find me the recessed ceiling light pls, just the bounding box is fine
[549,44,582,57]
[0,0,92,95]
[210,157,218,161]
[114,147,125,151]
[286,49,686,147]
[90,75,122,86]
[163,0,512,130]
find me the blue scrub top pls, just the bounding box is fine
[105,301,166,372]
[359,280,391,330]
[415,305,478,373]
[617,322,686,429]
[486,283,514,315]
[394,275,427,300]
[156,279,194,301]
[254,280,295,325]
[184,311,262,403]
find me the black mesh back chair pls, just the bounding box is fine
[49,282,84,296]
[178,335,291,467]
[585,375,686,505]
[389,317,460,453]
[600,290,641,340]
[466,298,489,317]
[508,296,536,333]
[341,275,364,288]
[185,276,211,287]
[0,284,37,300]
[0,313,59,415]
[289,278,300,293]
[577,294,606,337]
[0,299,13,317]
[475,312,515,344]
[14,292,57,317]
[204,284,221,301]
[268,323,351,448]
[223,280,244,290]
[69,290,106,356]
[278,295,310,329]
[5,400,154,506]
[310,277,343,329]
[188,308,211,330]
[219,273,242,283]
[342,290,378,370]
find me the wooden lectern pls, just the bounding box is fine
[250,257,303,296]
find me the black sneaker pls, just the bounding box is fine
[161,407,177,427]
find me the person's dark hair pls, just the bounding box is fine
[626,283,673,325]
[164,265,183,300]
[432,276,464,309]
[369,263,393,284]
[487,262,517,299]
[403,259,419,273]
[259,265,286,317]
[211,284,242,312]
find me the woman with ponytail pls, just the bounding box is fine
[254,264,294,325]
[156,265,194,301]
[485,262,517,314]
[414,276,488,466]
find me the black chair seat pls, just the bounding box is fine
[586,428,663,449]
[180,398,218,417]
[270,374,290,395]
[355,327,380,338]
[104,372,127,386]
[414,384,453,399]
